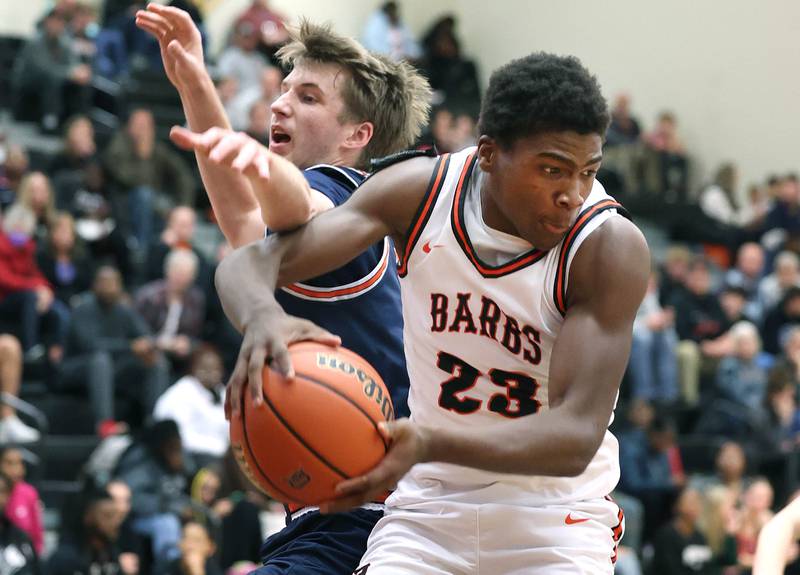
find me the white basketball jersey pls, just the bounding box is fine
[393,147,625,508]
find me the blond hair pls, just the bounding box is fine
[17,171,56,227]
[278,20,431,168]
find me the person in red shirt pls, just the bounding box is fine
[0,203,68,362]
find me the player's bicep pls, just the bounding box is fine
[275,157,436,286]
[549,219,650,431]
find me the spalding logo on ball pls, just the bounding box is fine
[230,341,394,506]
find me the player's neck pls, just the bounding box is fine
[479,176,519,238]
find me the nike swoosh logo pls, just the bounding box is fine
[565,514,590,525]
[422,241,444,254]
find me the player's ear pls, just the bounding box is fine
[343,121,374,151]
[477,136,497,172]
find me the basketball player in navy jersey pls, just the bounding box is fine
[215,53,650,573]
[137,6,430,574]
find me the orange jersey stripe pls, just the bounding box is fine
[398,154,450,277]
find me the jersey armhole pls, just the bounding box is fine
[552,200,628,316]
[397,154,451,278]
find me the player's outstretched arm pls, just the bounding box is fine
[215,156,436,417]
[753,497,800,574]
[135,4,265,247]
[325,216,650,513]
[170,127,335,233]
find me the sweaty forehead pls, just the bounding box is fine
[509,131,603,162]
[285,62,349,97]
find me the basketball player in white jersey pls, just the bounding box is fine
[214,52,650,574]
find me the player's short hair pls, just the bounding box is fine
[478,53,609,149]
[278,20,431,167]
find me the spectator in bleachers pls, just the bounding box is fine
[17,172,57,243]
[217,21,268,96]
[0,204,66,362]
[714,321,770,409]
[104,108,196,255]
[106,479,142,575]
[135,249,206,372]
[671,257,728,406]
[37,212,93,307]
[225,66,282,132]
[606,93,642,147]
[47,486,123,575]
[0,472,39,575]
[0,447,43,556]
[644,111,689,203]
[233,0,289,64]
[0,334,40,443]
[690,441,750,506]
[216,449,263,571]
[619,414,686,542]
[698,486,739,571]
[50,115,97,187]
[154,344,227,468]
[0,145,30,212]
[146,206,212,288]
[361,2,421,62]
[698,163,743,227]
[68,3,100,68]
[760,251,800,313]
[166,521,223,575]
[58,265,170,434]
[753,370,800,503]
[419,15,481,117]
[11,8,92,133]
[115,419,193,572]
[244,99,270,146]
[736,478,774,571]
[762,286,800,355]
[725,242,766,322]
[763,174,800,241]
[658,245,692,307]
[772,325,800,386]
[651,487,714,575]
[629,270,679,405]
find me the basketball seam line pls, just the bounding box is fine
[240,398,300,505]
[261,380,352,480]
[294,371,391,452]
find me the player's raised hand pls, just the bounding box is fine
[170,126,272,180]
[225,307,341,420]
[319,419,430,514]
[135,3,205,92]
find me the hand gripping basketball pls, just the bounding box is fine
[225,307,341,420]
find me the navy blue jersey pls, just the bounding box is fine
[270,164,409,417]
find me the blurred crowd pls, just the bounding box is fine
[0,1,799,574]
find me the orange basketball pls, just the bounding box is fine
[229,341,394,507]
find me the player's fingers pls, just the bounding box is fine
[148,3,194,28]
[135,10,173,35]
[134,17,168,40]
[169,126,201,150]
[334,474,372,498]
[209,133,247,164]
[195,127,227,153]
[227,352,249,418]
[247,344,267,407]
[377,421,394,444]
[255,152,270,180]
[231,140,260,173]
[269,339,295,380]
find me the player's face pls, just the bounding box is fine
[477,131,603,250]
[269,62,361,169]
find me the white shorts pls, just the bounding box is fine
[353,496,624,575]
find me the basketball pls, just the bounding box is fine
[230,341,395,506]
